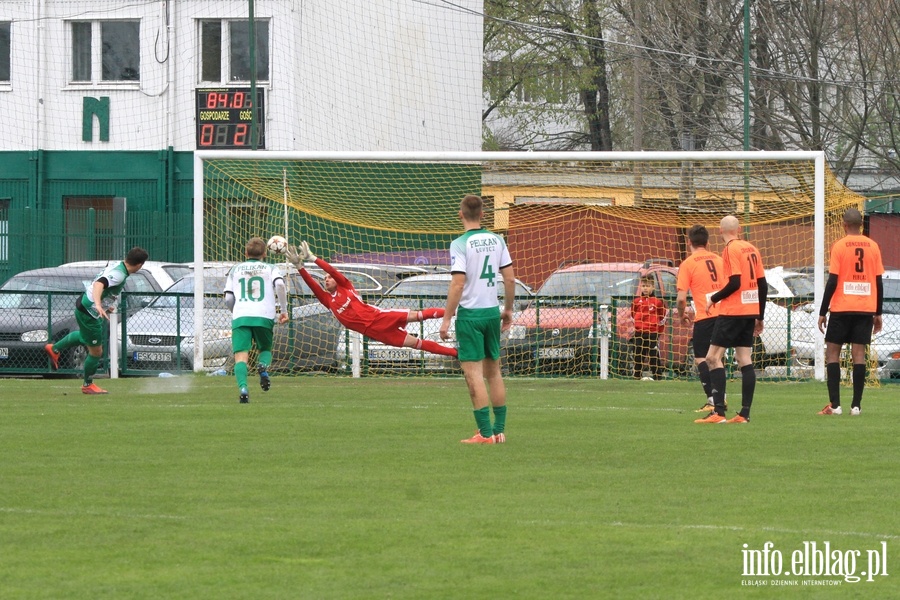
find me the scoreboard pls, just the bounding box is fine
[195,88,265,149]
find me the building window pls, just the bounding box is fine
[71,21,140,83]
[200,19,269,83]
[0,22,10,82]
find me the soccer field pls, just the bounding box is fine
[0,376,896,598]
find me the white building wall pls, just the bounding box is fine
[1,0,482,151]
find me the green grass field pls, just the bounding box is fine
[0,375,896,599]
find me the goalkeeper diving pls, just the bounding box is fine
[285,242,458,358]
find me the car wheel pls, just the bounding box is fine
[63,344,88,371]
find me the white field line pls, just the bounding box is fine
[513,518,900,541]
[0,506,187,520]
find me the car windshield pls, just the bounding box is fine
[0,273,89,309]
[884,279,900,315]
[377,278,527,311]
[149,275,227,309]
[537,271,638,305]
[783,274,814,298]
[285,273,324,296]
[163,265,192,282]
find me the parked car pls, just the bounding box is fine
[122,268,342,374]
[337,272,533,373]
[277,262,440,303]
[62,260,192,291]
[753,266,815,363]
[506,260,689,377]
[0,266,162,374]
[789,270,900,378]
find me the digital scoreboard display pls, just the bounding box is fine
[195,88,265,149]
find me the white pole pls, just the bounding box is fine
[600,334,609,380]
[109,312,119,378]
[351,331,362,378]
[813,153,826,381]
[283,167,290,240]
[192,155,206,372]
[195,150,824,163]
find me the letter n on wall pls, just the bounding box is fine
[82,97,110,142]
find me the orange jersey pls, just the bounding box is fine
[827,234,884,313]
[719,239,766,317]
[676,248,724,321]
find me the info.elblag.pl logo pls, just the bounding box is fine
[742,541,889,585]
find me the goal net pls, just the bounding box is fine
[193,150,864,381]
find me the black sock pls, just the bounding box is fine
[826,362,841,407]
[852,363,866,407]
[697,361,711,399]
[740,365,755,418]
[710,367,727,416]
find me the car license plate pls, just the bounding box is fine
[0,347,7,359]
[538,347,575,359]
[134,351,172,362]
[369,348,415,361]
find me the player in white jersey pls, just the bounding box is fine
[224,237,289,403]
[441,195,515,444]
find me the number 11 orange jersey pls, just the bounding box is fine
[719,239,766,318]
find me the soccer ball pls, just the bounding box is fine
[266,235,288,255]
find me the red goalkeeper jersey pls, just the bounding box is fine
[298,258,386,333]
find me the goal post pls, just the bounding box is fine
[193,150,857,381]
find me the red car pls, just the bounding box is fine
[505,260,694,377]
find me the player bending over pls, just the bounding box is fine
[285,242,458,358]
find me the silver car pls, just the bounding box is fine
[123,268,342,374]
[338,273,532,374]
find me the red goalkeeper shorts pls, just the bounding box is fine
[363,310,411,347]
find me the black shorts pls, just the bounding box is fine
[825,313,875,346]
[710,316,756,349]
[691,318,717,359]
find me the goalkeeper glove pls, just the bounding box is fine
[300,241,317,261]
[284,245,304,268]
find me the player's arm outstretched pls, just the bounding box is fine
[302,242,353,289]
[285,243,332,307]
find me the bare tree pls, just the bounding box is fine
[483,0,900,181]
[483,0,613,150]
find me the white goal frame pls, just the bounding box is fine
[192,150,827,380]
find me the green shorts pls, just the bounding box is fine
[75,307,105,347]
[455,315,501,362]
[231,325,274,354]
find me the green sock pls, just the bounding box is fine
[235,361,248,389]
[54,330,84,353]
[473,406,492,438]
[492,405,507,435]
[83,354,100,385]
[257,351,272,371]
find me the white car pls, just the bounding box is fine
[62,260,192,291]
[754,266,815,360]
[336,273,533,373]
[789,271,900,378]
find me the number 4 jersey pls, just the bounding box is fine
[449,228,513,316]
